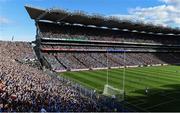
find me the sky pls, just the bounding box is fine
[0,0,180,41]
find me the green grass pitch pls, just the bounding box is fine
[60,65,180,111]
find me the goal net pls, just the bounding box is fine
[103,84,124,101]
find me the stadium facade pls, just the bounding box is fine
[25,5,180,72]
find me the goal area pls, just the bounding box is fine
[103,84,124,101]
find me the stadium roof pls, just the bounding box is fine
[25,5,180,35]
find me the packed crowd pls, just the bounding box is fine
[41,44,179,53]
[43,52,180,71]
[38,21,180,44]
[37,21,180,71]
[0,41,107,112]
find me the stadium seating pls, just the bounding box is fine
[1,6,180,112]
[0,41,103,112]
[38,22,180,44]
[36,21,180,71]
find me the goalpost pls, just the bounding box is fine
[103,50,126,101]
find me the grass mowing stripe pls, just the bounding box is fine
[69,69,148,91]
[134,66,180,77]
[112,69,172,87]
[127,68,180,83]
[111,69,164,88]
[62,66,179,93]
[63,71,130,91]
[129,68,180,82]
[127,69,178,84]
[85,69,170,92]
[77,70,139,91]
[63,69,154,92]
[105,70,160,89]
[61,72,104,90]
[60,65,180,112]
[107,67,180,93]
[141,66,180,76]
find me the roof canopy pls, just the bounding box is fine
[25,5,180,35]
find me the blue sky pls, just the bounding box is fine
[0,0,179,41]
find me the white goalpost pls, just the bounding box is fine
[103,50,126,101]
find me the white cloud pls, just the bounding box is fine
[129,5,180,27]
[0,16,11,24]
[160,0,180,7]
[111,0,180,28]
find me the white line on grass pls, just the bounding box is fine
[125,101,149,112]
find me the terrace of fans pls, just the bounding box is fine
[25,6,180,72]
